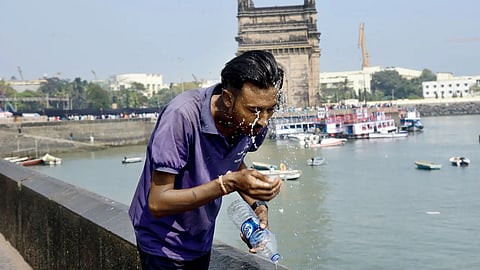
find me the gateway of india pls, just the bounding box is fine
[236,0,320,108]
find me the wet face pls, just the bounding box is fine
[228,82,279,137]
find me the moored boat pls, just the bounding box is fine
[414,160,442,170]
[307,156,325,166]
[258,169,302,180]
[309,137,347,148]
[41,153,62,165]
[400,109,424,132]
[368,131,408,139]
[251,161,278,170]
[18,158,43,166]
[122,156,143,164]
[449,156,470,167]
[7,156,30,163]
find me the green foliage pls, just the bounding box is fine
[370,68,436,100]
[86,83,111,109]
[0,80,17,97]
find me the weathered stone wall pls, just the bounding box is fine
[0,118,156,157]
[414,102,480,117]
[0,160,289,270]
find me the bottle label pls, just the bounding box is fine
[240,217,260,241]
[270,253,280,262]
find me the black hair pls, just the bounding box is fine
[221,50,284,92]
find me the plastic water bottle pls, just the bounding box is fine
[227,199,280,263]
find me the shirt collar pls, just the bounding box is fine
[200,83,220,134]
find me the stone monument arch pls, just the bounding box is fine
[236,0,321,108]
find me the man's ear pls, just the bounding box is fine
[222,89,235,109]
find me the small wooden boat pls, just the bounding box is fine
[258,169,302,180]
[122,156,143,164]
[41,153,62,165]
[309,138,347,148]
[8,156,30,163]
[368,131,408,139]
[18,158,43,166]
[414,160,442,170]
[3,156,20,161]
[449,156,470,167]
[251,161,278,170]
[307,156,325,166]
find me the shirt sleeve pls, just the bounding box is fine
[150,107,194,174]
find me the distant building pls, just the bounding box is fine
[236,0,320,108]
[422,75,480,99]
[5,79,47,92]
[110,73,167,97]
[320,66,422,96]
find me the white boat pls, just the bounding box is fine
[309,137,347,148]
[368,131,408,139]
[269,119,320,139]
[251,161,278,170]
[3,156,20,161]
[287,133,320,147]
[7,156,30,163]
[414,160,441,170]
[449,156,470,167]
[258,169,302,180]
[400,109,424,132]
[122,156,143,164]
[41,153,62,165]
[307,156,325,166]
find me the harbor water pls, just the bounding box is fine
[30,115,480,269]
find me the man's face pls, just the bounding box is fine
[229,82,279,137]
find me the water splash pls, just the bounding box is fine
[249,110,261,149]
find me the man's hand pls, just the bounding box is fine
[223,169,283,201]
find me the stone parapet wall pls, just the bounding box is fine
[0,160,288,270]
[0,118,156,157]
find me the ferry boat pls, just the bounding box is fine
[400,109,424,132]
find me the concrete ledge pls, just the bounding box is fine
[0,160,288,269]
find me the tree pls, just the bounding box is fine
[71,78,88,109]
[86,83,111,109]
[0,80,16,97]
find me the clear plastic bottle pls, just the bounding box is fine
[227,199,281,263]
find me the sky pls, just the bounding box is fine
[1,0,479,83]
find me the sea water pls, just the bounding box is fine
[31,115,480,269]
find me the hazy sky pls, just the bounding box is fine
[1,0,479,83]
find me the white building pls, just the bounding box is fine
[110,73,167,97]
[320,66,422,95]
[6,79,47,92]
[422,75,480,99]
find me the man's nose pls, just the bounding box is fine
[256,111,270,127]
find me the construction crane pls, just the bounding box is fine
[358,22,370,69]
[17,66,25,80]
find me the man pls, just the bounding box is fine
[129,50,284,269]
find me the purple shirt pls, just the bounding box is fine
[129,84,267,260]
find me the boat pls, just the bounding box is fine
[41,153,62,165]
[251,161,278,170]
[3,156,20,161]
[400,109,424,132]
[309,137,347,148]
[122,156,143,164]
[307,156,325,166]
[414,160,442,170]
[7,156,30,163]
[449,156,470,167]
[258,169,302,180]
[368,131,408,139]
[18,158,43,166]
